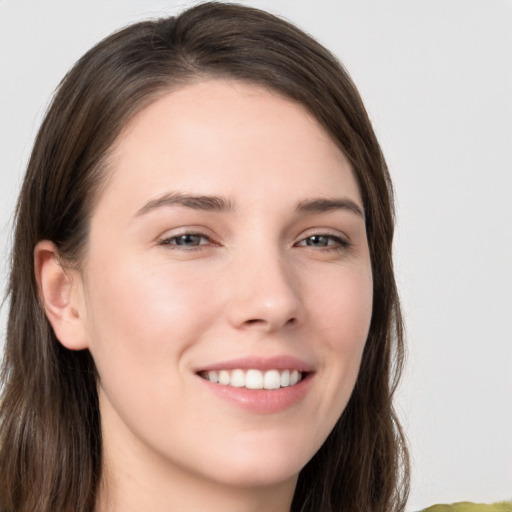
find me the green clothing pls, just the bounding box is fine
[421,502,512,512]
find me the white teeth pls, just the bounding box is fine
[218,370,230,385]
[230,369,245,387]
[202,368,304,389]
[246,369,263,389]
[290,369,300,386]
[207,370,219,383]
[263,369,281,389]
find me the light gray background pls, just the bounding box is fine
[1,1,511,509]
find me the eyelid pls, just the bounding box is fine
[155,226,352,251]
[156,228,219,250]
[297,228,350,242]
[294,229,352,250]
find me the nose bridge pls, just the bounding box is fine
[226,236,302,332]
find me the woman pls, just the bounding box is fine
[0,3,409,511]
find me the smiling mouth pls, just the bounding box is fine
[198,369,305,390]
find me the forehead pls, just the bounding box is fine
[100,79,360,213]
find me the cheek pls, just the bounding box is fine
[305,263,372,416]
[87,255,213,331]
[82,257,222,387]
[82,257,227,449]
[310,263,373,351]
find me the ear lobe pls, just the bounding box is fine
[34,240,89,350]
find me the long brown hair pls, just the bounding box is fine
[0,3,409,511]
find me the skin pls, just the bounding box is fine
[36,80,373,512]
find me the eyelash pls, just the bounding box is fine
[158,232,213,251]
[295,234,350,250]
[157,231,351,252]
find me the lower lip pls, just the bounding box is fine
[197,373,313,414]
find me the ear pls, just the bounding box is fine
[34,240,89,350]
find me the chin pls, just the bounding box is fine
[212,463,300,489]
[200,440,311,488]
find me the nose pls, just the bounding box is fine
[225,247,303,333]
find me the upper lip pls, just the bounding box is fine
[195,355,315,373]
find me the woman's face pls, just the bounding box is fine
[78,80,372,489]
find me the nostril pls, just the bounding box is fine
[243,316,297,328]
[244,318,265,326]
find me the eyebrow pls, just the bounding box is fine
[135,192,235,216]
[296,197,365,219]
[135,192,364,219]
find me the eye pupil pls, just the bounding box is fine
[307,235,328,246]
[176,234,201,246]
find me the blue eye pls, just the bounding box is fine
[297,234,349,249]
[159,233,210,248]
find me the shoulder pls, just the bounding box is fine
[419,502,512,512]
